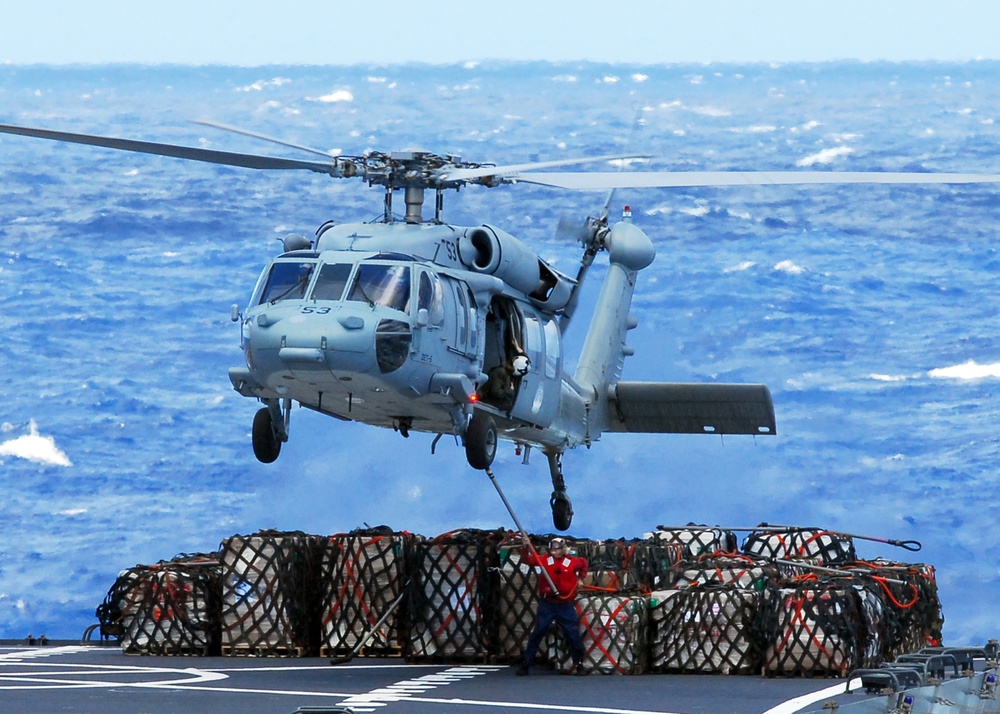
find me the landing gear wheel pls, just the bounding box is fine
[465,412,498,470]
[550,492,573,531]
[252,407,281,463]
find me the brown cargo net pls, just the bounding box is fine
[650,585,764,674]
[219,530,322,656]
[743,529,857,566]
[406,528,505,662]
[319,527,415,657]
[112,555,221,655]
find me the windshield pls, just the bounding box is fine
[257,260,316,305]
[347,264,411,313]
[309,263,353,301]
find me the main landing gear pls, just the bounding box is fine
[252,398,289,464]
[464,411,498,470]
[465,411,572,532]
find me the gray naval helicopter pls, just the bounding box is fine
[3,120,1000,530]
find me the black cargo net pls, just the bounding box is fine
[544,594,649,674]
[406,528,504,662]
[219,530,322,656]
[648,527,738,560]
[649,585,763,674]
[659,554,778,591]
[494,532,546,662]
[758,579,865,677]
[743,529,857,566]
[319,527,414,657]
[857,559,942,659]
[110,555,221,655]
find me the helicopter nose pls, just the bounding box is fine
[248,305,413,377]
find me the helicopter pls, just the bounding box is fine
[2,120,1000,530]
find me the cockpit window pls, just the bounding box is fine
[418,271,445,326]
[258,261,316,305]
[347,264,411,313]
[310,263,353,301]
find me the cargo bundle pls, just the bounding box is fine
[759,579,871,677]
[319,527,415,658]
[743,528,857,566]
[406,528,505,662]
[646,526,738,560]
[649,585,763,674]
[219,530,322,656]
[113,555,221,656]
[94,521,945,679]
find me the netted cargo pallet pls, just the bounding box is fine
[659,554,777,591]
[114,555,221,656]
[859,560,942,659]
[406,528,504,662]
[545,594,649,675]
[319,527,415,658]
[220,530,322,656]
[582,538,680,592]
[494,536,540,662]
[743,529,857,566]
[645,526,738,561]
[649,585,763,674]
[760,580,867,677]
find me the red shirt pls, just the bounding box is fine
[521,550,589,602]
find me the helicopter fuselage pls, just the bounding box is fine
[229,220,589,456]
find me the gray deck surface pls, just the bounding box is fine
[0,642,870,714]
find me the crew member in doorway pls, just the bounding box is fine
[516,536,589,676]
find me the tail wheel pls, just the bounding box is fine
[465,412,498,470]
[252,407,281,463]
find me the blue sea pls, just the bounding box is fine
[1,62,998,643]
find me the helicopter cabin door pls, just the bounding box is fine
[508,306,560,427]
[480,297,559,427]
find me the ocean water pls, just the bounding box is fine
[1,62,998,643]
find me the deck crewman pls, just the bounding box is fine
[516,535,589,676]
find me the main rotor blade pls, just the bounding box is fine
[0,123,341,175]
[195,120,340,160]
[514,170,1000,190]
[439,154,649,182]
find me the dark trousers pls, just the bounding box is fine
[522,599,585,666]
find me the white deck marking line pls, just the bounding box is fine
[761,678,862,714]
[0,646,94,660]
[0,660,228,691]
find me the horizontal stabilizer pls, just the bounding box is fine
[608,382,776,436]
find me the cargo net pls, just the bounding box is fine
[645,526,738,562]
[581,538,681,592]
[109,555,221,655]
[649,585,764,674]
[219,530,322,656]
[759,580,869,677]
[319,527,415,657]
[856,559,942,659]
[544,594,649,675]
[742,529,857,566]
[658,554,779,592]
[406,528,504,662]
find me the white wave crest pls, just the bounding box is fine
[928,360,1000,380]
[311,89,354,103]
[0,420,72,467]
[774,259,805,274]
[797,146,854,166]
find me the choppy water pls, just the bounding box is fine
[1,62,998,642]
